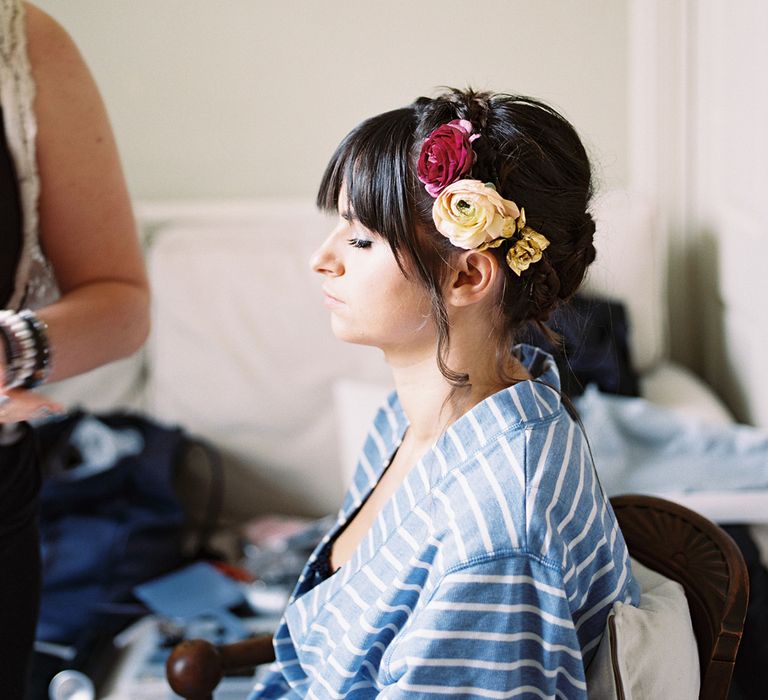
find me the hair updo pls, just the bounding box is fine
[317,88,597,386]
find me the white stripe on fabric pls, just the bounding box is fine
[567,488,598,552]
[407,629,580,659]
[343,635,385,658]
[557,447,586,539]
[526,422,557,529]
[468,411,486,444]
[391,493,402,527]
[344,584,368,611]
[434,445,449,476]
[348,478,362,504]
[412,506,433,530]
[542,421,575,554]
[392,656,586,690]
[445,572,565,598]
[370,424,387,461]
[417,462,431,493]
[433,488,469,561]
[455,470,494,554]
[428,601,573,628]
[325,602,351,631]
[487,395,508,430]
[498,435,526,491]
[576,535,606,575]
[528,384,544,419]
[447,427,468,461]
[476,453,519,548]
[296,597,308,632]
[393,682,556,699]
[381,545,404,571]
[399,526,419,552]
[403,477,416,507]
[582,631,602,656]
[575,563,629,632]
[375,598,416,615]
[359,452,376,485]
[383,402,399,433]
[532,386,552,416]
[508,387,529,422]
[362,564,387,592]
[378,513,389,542]
[308,623,336,649]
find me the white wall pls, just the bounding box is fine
[33,0,630,200]
[627,0,768,428]
[690,1,768,427]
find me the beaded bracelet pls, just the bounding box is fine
[0,309,53,389]
[19,309,52,388]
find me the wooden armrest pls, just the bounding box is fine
[166,634,276,700]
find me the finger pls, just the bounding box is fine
[0,390,65,423]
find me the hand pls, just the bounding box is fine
[0,388,65,424]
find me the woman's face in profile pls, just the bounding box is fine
[310,207,435,359]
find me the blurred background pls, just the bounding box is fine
[33,0,768,428]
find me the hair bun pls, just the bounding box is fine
[554,214,596,301]
[527,261,561,322]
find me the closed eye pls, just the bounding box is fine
[347,238,372,249]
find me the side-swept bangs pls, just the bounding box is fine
[316,107,422,268]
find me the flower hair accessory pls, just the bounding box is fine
[417,120,549,276]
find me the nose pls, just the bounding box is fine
[310,224,345,276]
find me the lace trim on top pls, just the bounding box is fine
[0,0,58,310]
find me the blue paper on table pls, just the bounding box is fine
[134,561,248,641]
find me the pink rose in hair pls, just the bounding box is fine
[417,119,478,197]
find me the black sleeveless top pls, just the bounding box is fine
[0,106,23,308]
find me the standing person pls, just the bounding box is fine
[0,2,149,696]
[250,88,639,698]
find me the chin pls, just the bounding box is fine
[330,319,379,348]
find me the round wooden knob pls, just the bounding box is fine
[166,639,223,699]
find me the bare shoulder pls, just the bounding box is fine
[23,2,80,69]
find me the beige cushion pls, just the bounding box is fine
[586,559,700,699]
[143,200,391,519]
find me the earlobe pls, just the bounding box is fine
[448,250,500,307]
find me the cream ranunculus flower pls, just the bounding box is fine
[432,180,520,249]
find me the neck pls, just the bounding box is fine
[385,322,530,445]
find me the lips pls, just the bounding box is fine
[322,288,344,308]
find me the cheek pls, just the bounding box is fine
[374,280,434,334]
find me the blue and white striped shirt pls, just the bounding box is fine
[251,345,639,699]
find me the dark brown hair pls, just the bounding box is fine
[317,88,596,387]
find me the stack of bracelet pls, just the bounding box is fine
[0,309,52,389]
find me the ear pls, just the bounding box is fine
[445,249,502,308]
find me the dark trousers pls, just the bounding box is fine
[0,425,41,700]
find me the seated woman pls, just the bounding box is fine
[251,88,639,698]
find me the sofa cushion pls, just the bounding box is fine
[586,558,700,699]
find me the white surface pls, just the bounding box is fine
[585,190,666,373]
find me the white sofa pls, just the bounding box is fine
[42,191,747,526]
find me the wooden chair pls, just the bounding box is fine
[166,494,749,699]
[610,494,749,699]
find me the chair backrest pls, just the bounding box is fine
[610,494,749,700]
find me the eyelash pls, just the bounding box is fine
[347,238,372,249]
